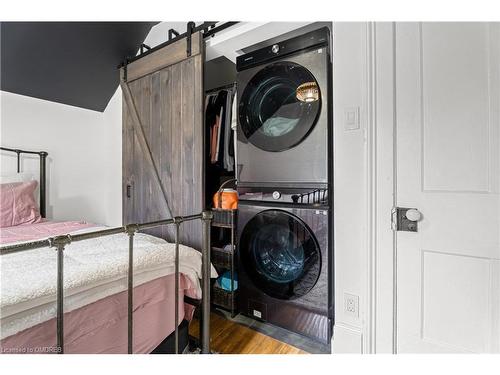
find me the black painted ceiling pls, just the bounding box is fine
[1,22,157,112]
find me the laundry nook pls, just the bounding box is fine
[1,12,499,367]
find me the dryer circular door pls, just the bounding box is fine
[239,61,321,152]
[240,209,321,300]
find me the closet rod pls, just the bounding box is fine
[205,82,236,94]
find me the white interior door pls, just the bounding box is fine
[395,22,500,353]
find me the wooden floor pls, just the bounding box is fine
[189,313,308,354]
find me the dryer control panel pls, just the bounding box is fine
[236,27,330,71]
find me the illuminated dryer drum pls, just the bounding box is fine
[236,27,331,187]
[237,199,332,344]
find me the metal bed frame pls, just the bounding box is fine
[0,147,212,354]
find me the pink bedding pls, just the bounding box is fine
[0,220,95,245]
[0,273,197,354]
[0,220,200,354]
[0,181,41,228]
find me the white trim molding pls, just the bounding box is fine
[364,21,378,354]
[366,22,398,354]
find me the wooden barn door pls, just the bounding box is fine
[122,32,204,249]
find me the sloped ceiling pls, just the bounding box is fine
[0,22,157,112]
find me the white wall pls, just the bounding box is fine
[0,90,122,226]
[100,88,122,226]
[332,22,370,353]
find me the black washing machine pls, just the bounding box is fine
[236,27,332,188]
[237,187,333,344]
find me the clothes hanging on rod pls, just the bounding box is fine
[205,85,236,172]
[223,89,235,171]
[230,91,238,172]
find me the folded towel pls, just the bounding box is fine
[223,244,234,252]
[217,270,238,291]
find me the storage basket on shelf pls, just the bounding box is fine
[210,178,238,317]
[211,245,234,269]
[212,178,237,227]
[212,283,238,311]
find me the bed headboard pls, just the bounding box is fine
[0,146,48,218]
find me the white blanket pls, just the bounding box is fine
[0,227,217,339]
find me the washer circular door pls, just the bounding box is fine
[239,61,321,152]
[240,209,321,300]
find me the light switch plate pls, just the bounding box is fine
[344,107,360,130]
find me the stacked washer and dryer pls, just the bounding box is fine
[235,27,333,344]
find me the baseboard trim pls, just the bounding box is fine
[332,323,364,354]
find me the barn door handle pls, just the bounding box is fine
[126,184,132,198]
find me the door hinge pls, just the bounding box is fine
[391,206,420,232]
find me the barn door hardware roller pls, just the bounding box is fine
[391,207,422,232]
[121,56,130,82]
[139,43,151,55]
[168,28,180,41]
[186,21,196,57]
[118,22,240,70]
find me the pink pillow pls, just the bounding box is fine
[0,181,42,228]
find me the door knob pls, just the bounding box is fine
[405,209,422,222]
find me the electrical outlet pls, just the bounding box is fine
[344,293,359,318]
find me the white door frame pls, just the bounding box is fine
[364,21,399,354]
